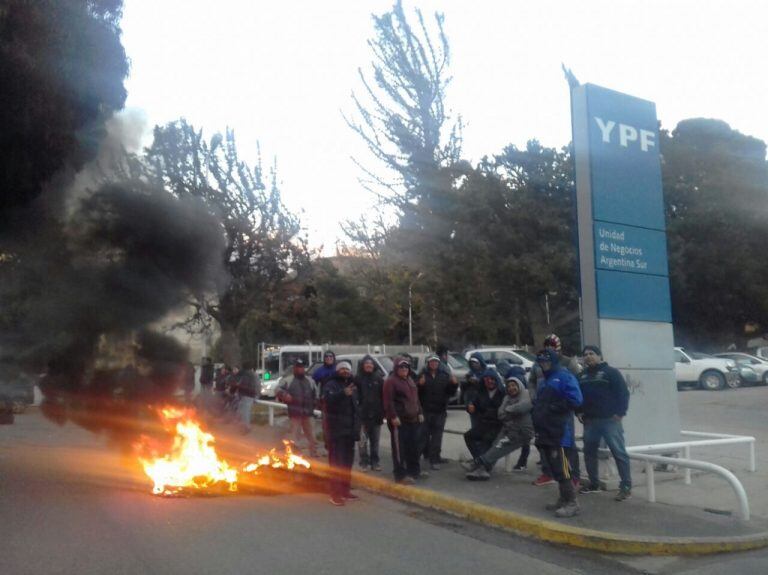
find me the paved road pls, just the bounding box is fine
[2,388,768,575]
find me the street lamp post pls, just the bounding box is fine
[408,272,424,347]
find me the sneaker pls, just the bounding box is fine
[372,464,383,472]
[329,496,345,506]
[545,498,565,511]
[343,493,360,502]
[579,483,603,495]
[533,474,555,486]
[359,465,370,472]
[512,464,527,472]
[460,460,479,472]
[615,489,632,502]
[419,470,430,478]
[399,476,416,485]
[466,468,491,481]
[554,501,581,518]
[430,463,441,471]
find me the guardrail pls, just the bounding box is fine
[255,399,321,426]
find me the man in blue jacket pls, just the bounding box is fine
[532,349,584,518]
[577,345,632,501]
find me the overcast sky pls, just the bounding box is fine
[121,0,768,251]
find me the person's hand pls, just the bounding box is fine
[417,414,424,423]
[576,414,584,424]
[344,384,355,396]
[611,414,622,422]
[282,393,292,403]
[467,404,476,414]
[391,417,401,427]
[418,375,426,386]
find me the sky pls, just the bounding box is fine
[121,0,768,252]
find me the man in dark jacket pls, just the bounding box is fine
[463,374,534,480]
[199,357,214,395]
[418,354,459,470]
[532,349,584,518]
[235,363,260,434]
[462,369,504,461]
[277,359,319,457]
[383,357,423,484]
[355,355,384,471]
[322,361,360,506]
[577,345,632,501]
[313,351,338,391]
[527,333,583,484]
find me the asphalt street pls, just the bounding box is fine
[2,388,768,574]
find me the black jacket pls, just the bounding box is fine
[418,369,458,414]
[322,374,360,439]
[355,362,384,423]
[577,363,629,419]
[469,386,504,435]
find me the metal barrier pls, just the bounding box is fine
[255,399,321,426]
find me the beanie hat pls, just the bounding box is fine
[336,361,352,372]
[582,345,602,357]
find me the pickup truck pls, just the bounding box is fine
[674,347,739,390]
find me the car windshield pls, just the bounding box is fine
[448,353,469,368]
[690,352,714,359]
[378,356,394,373]
[515,350,536,362]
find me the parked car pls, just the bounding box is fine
[463,347,535,373]
[674,347,740,390]
[714,353,768,386]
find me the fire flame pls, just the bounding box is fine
[139,407,311,496]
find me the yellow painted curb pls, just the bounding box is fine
[346,470,768,556]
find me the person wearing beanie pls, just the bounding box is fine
[528,334,582,485]
[531,349,584,518]
[462,375,534,480]
[322,361,360,506]
[355,355,385,471]
[383,357,423,484]
[418,354,459,470]
[277,358,319,457]
[577,346,632,501]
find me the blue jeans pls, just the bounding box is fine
[583,418,631,490]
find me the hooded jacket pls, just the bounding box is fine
[277,372,318,417]
[322,372,360,439]
[468,369,505,435]
[498,379,534,440]
[577,362,629,419]
[463,352,503,396]
[531,350,583,448]
[355,354,385,423]
[313,352,337,388]
[383,369,422,424]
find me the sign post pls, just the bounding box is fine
[571,83,680,445]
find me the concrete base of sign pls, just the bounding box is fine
[598,319,680,446]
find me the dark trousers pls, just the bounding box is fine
[583,418,631,490]
[463,426,500,460]
[328,434,355,499]
[421,411,447,464]
[359,421,382,466]
[389,421,421,481]
[516,443,531,467]
[539,444,574,483]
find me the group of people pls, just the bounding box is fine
[198,335,634,518]
[198,359,260,434]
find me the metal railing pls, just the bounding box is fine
[255,399,321,426]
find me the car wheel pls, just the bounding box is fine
[727,375,742,389]
[699,370,725,391]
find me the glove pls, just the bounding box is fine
[417,414,424,423]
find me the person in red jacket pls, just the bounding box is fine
[383,357,423,484]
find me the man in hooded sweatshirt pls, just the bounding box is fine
[532,349,584,518]
[462,369,505,461]
[322,361,360,506]
[277,358,319,457]
[355,355,384,471]
[418,354,459,470]
[313,350,338,391]
[463,373,534,480]
[383,357,423,484]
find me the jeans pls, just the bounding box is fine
[238,396,254,430]
[359,421,382,466]
[479,429,532,471]
[289,415,318,456]
[583,418,632,490]
[421,411,447,464]
[389,421,421,481]
[328,434,355,499]
[463,426,500,460]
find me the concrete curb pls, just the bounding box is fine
[347,471,768,556]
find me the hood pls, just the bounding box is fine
[323,350,336,362]
[536,349,560,374]
[505,365,527,387]
[505,377,525,395]
[357,354,377,376]
[468,351,487,373]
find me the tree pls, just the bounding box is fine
[661,119,768,348]
[123,120,312,364]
